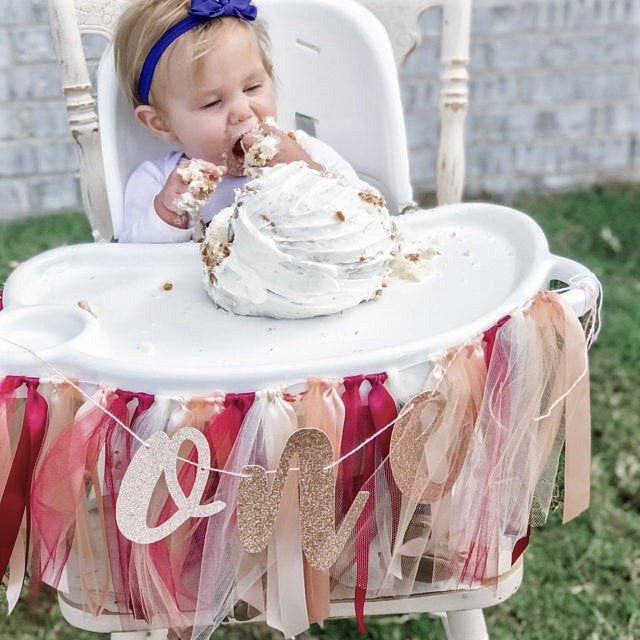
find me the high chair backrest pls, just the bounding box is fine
[49,0,471,242]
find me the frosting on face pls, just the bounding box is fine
[201,162,397,318]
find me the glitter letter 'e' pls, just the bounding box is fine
[390,391,472,504]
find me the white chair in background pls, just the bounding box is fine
[47,1,521,639]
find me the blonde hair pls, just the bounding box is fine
[114,0,272,108]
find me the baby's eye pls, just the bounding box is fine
[245,84,262,93]
[202,99,221,109]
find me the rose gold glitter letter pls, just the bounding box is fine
[237,428,369,572]
[390,391,472,504]
[116,428,225,544]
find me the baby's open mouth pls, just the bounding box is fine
[232,136,245,160]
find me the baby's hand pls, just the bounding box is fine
[155,160,226,228]
[242,124,323,172]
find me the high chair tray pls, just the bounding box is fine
[0,203,587,394]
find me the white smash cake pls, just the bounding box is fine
[201,162,397,319]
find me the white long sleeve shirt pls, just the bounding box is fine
[118,132,364,243]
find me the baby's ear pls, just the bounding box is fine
[134,105,177,142]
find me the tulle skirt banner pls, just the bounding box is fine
[0,291,593,638]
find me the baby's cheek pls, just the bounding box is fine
[254,98,276,119]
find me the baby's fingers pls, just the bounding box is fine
[198,160,227,178]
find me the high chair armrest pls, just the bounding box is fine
[546,255,602,318]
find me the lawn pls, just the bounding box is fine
[1,185,639,639]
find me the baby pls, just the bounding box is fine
[114,0,366,242]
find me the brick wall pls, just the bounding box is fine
[402,0,640,197]
[1,0,639,220]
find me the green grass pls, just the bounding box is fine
[1,185,640,639]
[0,212,93,286]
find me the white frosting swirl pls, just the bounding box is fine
[201,162,396,319]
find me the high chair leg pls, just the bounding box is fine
[110,631,168,640]
[442,609,488,640]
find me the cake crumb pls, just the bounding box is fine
[137,341,156,354]
[162,282,173,291]
[77,300,97,318]
[390,236,443,282]
[335,211,345,221]
[358,190,385,207]
[260,214,276,228]
[243,125,280,175]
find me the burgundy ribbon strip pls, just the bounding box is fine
[339,373,398,632]
[482,315,510,368]
[512,524,531,565]
[0,376,49,577]
[366,371,402,545]
[337,375,364,520]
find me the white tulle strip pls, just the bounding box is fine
[191,390,308,639]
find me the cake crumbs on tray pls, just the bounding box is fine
[390,233,443,282]
[76,300,97,318]
[137,341,156,354]
[161,281,174,291]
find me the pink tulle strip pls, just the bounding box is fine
[30,385,114,588]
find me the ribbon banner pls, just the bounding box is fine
[0,291,594,638]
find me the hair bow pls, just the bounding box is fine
[189,0,257,21]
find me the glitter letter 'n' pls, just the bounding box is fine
[237,428,369,572]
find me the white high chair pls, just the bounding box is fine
[46,0,523,638]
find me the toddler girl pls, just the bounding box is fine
[114,0,365,242]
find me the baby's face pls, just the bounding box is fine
[155,23,276,176]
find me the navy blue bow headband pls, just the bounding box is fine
[138,0,257,105]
